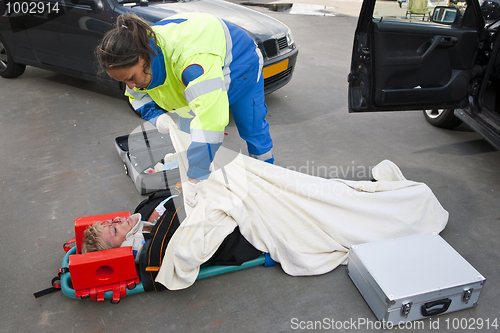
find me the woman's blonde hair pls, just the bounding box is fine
[81,222,112,253]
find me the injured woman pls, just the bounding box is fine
[81,191,264,292]
[83,116,449,291]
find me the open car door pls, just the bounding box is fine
[348,0,485,113]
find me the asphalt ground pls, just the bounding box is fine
[1,3,500,333]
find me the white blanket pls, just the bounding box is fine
[155,117,449,290]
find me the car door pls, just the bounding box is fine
[348,0,484,113]
[22,0,114,75]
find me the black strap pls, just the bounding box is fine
[33,267,69,299]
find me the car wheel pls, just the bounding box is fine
[0,36,26,78]
[423,109,463,129]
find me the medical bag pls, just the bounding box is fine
[347,233,486,324]
[115,128,181,195]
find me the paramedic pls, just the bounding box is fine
[96,13,274,207]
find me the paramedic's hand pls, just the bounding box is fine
[184,179,206,208]
[156,114,171,134]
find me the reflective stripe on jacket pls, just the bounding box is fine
[126,13,261,180]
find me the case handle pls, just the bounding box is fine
[421,298,452,317]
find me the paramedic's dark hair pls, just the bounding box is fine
[96,13,158,72]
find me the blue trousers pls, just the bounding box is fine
[229,73,274,163]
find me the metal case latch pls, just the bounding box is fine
[401,302,413,317]
[462,288,473,304]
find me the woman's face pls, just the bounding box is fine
[99,215,139,248]
[107,56,152,90]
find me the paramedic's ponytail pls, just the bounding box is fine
[96,13,158,72]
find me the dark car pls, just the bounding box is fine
[348,0,500,150]
[0,0,298,95]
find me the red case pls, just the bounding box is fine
[69,246,138,291]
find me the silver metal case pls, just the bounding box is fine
[347,233,486,324]
[115,129,181,195]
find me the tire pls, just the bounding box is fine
[423,109,463,129]
[0,35,26,78]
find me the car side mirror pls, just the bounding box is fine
[70,0,103,13]
[431,6,461,25]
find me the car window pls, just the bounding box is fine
[373,0,468,27]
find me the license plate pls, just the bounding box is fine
[263,59,289,79]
